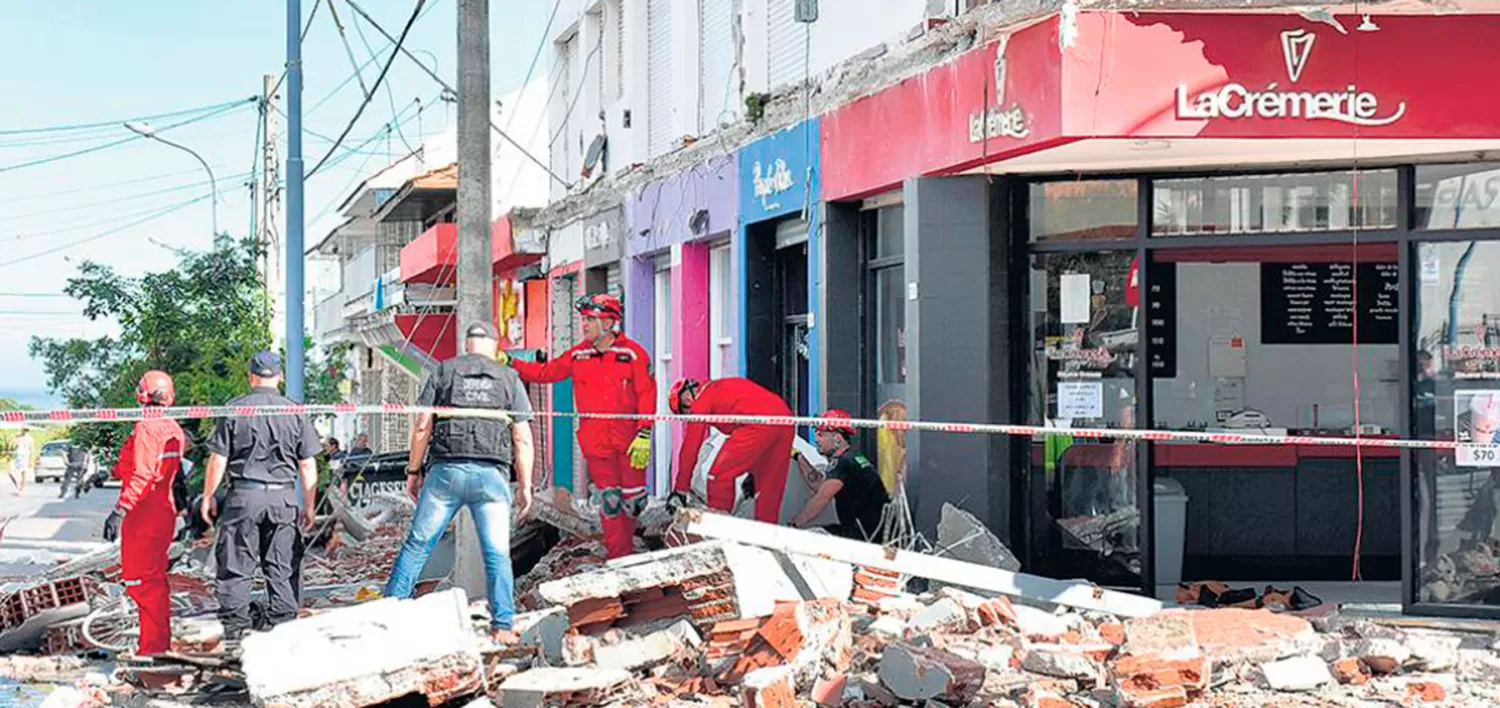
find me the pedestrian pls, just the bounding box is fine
[102,371,186,656]
[61,443,90,499]
[498,294,655,559]
[350,433,372,457]
[668,378,795,524]
[9,428,33,495]
[200,351,320,647]
[386,322,535,643]
[324,437,345,462]
[790,410,890,541]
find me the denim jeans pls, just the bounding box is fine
[384,460,515,630]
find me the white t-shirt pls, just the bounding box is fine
[13,436,33,469]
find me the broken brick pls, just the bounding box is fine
[1406,681,1447,704]
[1110,654,1209,695]
[1021,645,1103,682]
[878,642,987,703]
[1099,623,1127,646]
[1330,657,1368,686]
[567,597,625,628]
[741,666,797,708]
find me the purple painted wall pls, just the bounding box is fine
[623,154,739,375]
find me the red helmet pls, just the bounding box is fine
[668,379,701,414]
[816,409,856,437]
[136,370,176,407]
[576,293,624,321]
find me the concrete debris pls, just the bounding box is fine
[1260,655,1334,692]
[10,490,1500,708]
[495,667,635,708]
[241,588,485,708]
[38,685,110,708]
[937,502,1021,573]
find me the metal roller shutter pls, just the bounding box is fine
[647,0,674,157]
[766,0,808,90]
[699,0,735,133]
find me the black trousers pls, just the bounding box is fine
[215,486,304,636]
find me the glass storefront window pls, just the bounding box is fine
[1414,240,1500,606]
[1029,180,1137,242]
[1153,170,1398,236]
[1028,250,1140,585]
[870,205,906,495]
[1415,163,1500,230]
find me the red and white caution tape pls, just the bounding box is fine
[0,402,1489,454]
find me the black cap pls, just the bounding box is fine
[249,350,283,378]
[465,322,498,340]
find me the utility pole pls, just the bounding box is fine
[453,0,493,601]
[286,0,307,401]
[258,75,285,351]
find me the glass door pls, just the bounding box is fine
[1027,250,1143,587]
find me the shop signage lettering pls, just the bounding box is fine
[1175,29,1406,127]
[1046,346,1117,367]
[584,221,612,251]
[752,158,795,209]
[967,35,1031,143]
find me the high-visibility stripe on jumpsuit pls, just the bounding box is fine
[113,418,186,655]
[512,335,656,559]
[672,378,795,523]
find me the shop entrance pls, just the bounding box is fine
[745,217,811,417]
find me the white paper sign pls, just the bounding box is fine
[1456,389,1500,467]
[1421,255,1441,285]
[1057,381,1104,419]
[1060,273,1091,324]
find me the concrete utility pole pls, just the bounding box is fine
[286,0,307,401]
[452,0,493,601]
[258,74,286,351]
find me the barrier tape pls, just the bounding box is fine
[0,402,1491,453]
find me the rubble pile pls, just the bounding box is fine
[9,505,1500,708]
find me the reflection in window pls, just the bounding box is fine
[1416,163,1500,230]
[1415,241,1500,605]
[1153,170,1398,236]
[1029,180,1138,242]
[1028,251,1140,585]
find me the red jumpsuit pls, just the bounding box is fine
[113,418,185,655]
[513,335,655,559]
[673,378,795,523]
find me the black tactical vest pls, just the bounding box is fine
[430,355,518,465]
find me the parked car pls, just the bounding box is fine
[35,440,96,484]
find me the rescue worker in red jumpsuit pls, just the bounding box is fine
[497,293,655,559]
[102,370,186,656]
[668,378,795,523]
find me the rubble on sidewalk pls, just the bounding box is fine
[12,502,1500,707]
[241,588,485,708]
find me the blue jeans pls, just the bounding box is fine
[384,460,515,630]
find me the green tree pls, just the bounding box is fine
[31,236,353,492]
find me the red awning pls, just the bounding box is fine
[394,312,458,361]
[492,214,543,275]
[400,223,457,285]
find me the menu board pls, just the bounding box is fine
[1261,261,1399,344]
[1146,261,1178,377]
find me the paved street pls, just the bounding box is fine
[0,479,115,578]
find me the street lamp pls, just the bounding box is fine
[124,121,220,237]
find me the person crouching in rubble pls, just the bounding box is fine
[201,351,321,648]
[387,322,535,645]
[791,410,890,541]
[668,378,795,524]
[103,370,186,656]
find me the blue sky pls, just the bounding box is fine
[0,1,553,401]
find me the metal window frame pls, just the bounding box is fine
[1016,163,1500,614]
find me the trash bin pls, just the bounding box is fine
[1154,477,1189,586]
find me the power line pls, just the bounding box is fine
[0,293,69,298]
[0,99,252,137]
[0,193,214,270]
[307,0,446,118]
[342,0,567,187]
[345,0,415,155]
[0,100,255,176]
[306,0,427,179]
[0,170,251,225]
[270,0,326,102]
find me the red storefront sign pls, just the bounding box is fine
[819,18,1065,201]
[822,12,1500,200]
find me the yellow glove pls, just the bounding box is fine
[628,431,652,469]
[494,350,511,367]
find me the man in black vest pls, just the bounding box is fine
[385,322,535,644]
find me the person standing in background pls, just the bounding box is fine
[9,428,33,495]
[200,351,321,648]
